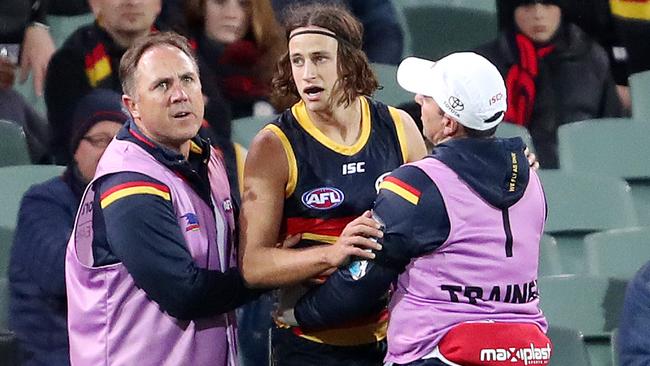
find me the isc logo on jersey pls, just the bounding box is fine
[301,187,345,210]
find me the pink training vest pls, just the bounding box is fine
[386,158,548,364]
[65,139,238,366]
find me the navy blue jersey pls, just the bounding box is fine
[267,97,408,346]
[268,97,408,247]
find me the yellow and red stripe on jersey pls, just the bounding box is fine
[289,308,389,346]
[379,176,421,205]
[84,43,112,87]
[100,181,171,209]
[284,216,357,244]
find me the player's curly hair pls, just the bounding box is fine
[272,2,379,108]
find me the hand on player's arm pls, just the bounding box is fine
[239,130,381,288]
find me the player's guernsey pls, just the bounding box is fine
[265,96,409,346]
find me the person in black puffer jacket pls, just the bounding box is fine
[475,0,624,168]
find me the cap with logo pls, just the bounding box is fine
[396,52,507,131]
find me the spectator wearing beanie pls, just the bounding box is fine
[8,89,127,366]
[476,0,623,168]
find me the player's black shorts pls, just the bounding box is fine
[271,326,386,366]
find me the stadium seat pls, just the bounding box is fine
[0,227,13,278]
[584,227,650,279]
[558,119,650,224]
[0,278,9,329]
[538,170,638,274]
[47,13,95,48]
[546,326,591,366]
[400,0,497,61]
[371,63,414,107]
[0,120,31,167]
[539,234,562,276]
[0,165,65,230]
[611,328,619,366]
[495,122,535,153]
[231,115,275,149]
[629,70,650,121]
[539,274,627,366]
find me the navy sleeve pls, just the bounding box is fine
[12,179,75,297]
[618,262,650,365]
[295,165,450,329]
[95,172,259,320]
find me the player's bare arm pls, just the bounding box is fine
[398,109,428,163]
[239,129,383,288]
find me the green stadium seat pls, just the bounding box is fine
[538,170,638,274]
[539,234,563,276]
[0,228,13,278]
[47,13,94,48]
[0,120,31,167]
[371,63,414,107]
[611,328,619,366]
[231,115,275,149]
[0,165,65,230]
[400,0,497,61]
[0,278,9,329]
[539,274,628,366]
[547,326,591,366]
[495,122,535,153]
[629,70,650,121]
[558,119,650,225]
[584,227,650,280]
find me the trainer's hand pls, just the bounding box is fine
[524,147,539,170]
[325,210,382,267]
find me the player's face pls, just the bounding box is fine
[288,27,340,113]
[416,94,447,145]
[124,45,204,152]
[514,3,562,44]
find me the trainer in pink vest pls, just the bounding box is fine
[386,158,547,364]
[65,138,238,366]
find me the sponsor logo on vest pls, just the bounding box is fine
[223,198,233,212]
[301,187,345,210]
[181,213,200,232]
[374,172,391,193]
[509,152,518,192]
[479,343,551,365]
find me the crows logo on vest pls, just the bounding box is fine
[182,213,200,232]
[223,198,233,212]
[301,187,345,210]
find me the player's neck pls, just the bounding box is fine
[307,97,362,146]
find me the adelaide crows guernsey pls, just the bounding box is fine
[266,96,409,346]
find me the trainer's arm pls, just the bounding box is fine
[239,129,382,288]
[292,166,450,328]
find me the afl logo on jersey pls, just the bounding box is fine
[301,187,345,210]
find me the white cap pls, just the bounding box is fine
[397,52,507,131]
